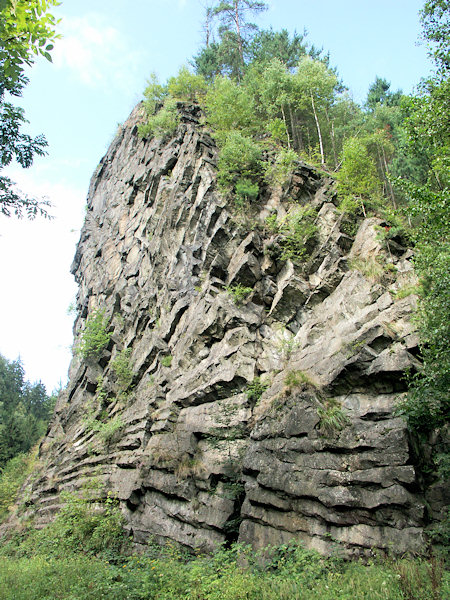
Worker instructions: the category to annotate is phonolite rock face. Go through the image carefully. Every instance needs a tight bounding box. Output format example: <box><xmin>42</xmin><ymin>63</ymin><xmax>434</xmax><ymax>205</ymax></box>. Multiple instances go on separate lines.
<box><xmin>22</xmin><ymin>103</ymin><xmax>428</xmax><ymax>556</ymax></box>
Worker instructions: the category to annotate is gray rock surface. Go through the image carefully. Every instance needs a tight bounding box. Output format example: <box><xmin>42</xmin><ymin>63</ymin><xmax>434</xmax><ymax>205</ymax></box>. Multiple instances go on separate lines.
<box><xmin>6</xmin><ymin>102</ymin><xmax>430</xmax><ymax>556</ymax></box>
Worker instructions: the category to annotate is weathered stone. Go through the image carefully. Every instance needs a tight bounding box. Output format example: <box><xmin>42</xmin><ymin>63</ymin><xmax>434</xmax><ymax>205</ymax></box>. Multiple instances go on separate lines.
<box><xmin>5</xmin><ymin>102</ymin><xmax>433</xmax><ymax>558</ymax></box>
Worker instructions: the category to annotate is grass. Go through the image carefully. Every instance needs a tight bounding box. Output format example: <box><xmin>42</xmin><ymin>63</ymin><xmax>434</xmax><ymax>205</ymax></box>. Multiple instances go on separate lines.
<box><xmin>317</xmin><ymin>400</ymin><xmax>350</xmax><ymax>436</ymax></box>
<box><xmin>0</xmin><ymin>537</ymin><xmax>448</xmax><ymax>600</ymax></box>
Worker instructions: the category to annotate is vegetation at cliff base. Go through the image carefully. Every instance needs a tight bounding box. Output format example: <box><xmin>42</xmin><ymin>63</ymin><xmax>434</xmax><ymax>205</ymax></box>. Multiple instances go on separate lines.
<box><xmin>0</xmin><ymin>497</ymin><xmax>448</xmax><ymax>600</ymax></box>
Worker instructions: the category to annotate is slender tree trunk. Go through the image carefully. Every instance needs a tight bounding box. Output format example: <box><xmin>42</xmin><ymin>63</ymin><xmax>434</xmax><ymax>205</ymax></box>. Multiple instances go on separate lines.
<box><xmin>288</xmin><ymin>104</ymin><xmax>300</xmax><ymax>151</ymax></box>
<box><xmin>380</xmin><ymin>144</ymin><xmax>396</xmax><ymax>208</ymax></box>
<box><xmin>310</xmin><ymin>91</ymin><xmax>325</xmax><ymax>165</ymax></box>
<box><xmin>324</xmin><ymin>107</ymin><xmax>337</xmax><ymax>168</ymax></box>
<box><xmin>234</xmin><ymin>1</ymin><xmax>244</xmax><ymax>70</ymax></box>
<box><xmin>281</xmin><ymin>105</ymin><xmax>291</xmax><ymax>149</ymax></box>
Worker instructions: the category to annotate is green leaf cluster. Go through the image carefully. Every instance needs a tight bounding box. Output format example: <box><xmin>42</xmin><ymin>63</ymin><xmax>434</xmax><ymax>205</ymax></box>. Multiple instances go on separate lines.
<box><xmin>0</xmin><ymin>0</ymin><xmax>59</xmax><ymax>219</ymax></box>
<box><xmin>75</xmin><ymin>309</ymin><xmax>112</xmax><ymax>360</ymax></box>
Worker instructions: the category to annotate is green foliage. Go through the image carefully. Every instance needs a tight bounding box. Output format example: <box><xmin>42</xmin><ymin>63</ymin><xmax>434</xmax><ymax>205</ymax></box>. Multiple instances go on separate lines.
<box><xmin>15</xmin><ymin>489</ymin><xmax>127</xmax><ymax>560</ymax></box>
<box><xmin>167</xmin><ymin>65</ymin><xmax>207</xmax><ymax>102</ymax></box>
<box><xmin>84</xmin><ymin>409</ymin><xmax>124</xmax><ymax>444</ymax></box>
<box><xmin>76</xmin><ymin>309</ymin><xmax>112</xmax><ymax>360</ymax></box>
<box><xmin>0</xmin><ymin>354</ymin><xmax>55</xmax><ymax>469</ymax></box>
<box><xmin>420</xmin><ymin>0</ymin><xmax>450</xmax><ymax>72</ymax></box>
<box><xmin>269</xmin><ymin>206</ymin><xmax>318</xmax><ymax>261</ymax></box>
<box><xmin>265</xmin><ymin>148</ymin><xmax>298</xmax><ymax>185</ymax></box>
<box><xmin>0</xmin><ymin>538</ymin><xmax>448</xmax><ymax>600</ymax></box>
<box><xmin>284</xmin><ymin>370</ymin><xmax>313</xmax><ymax>389</ymax></box>
<box><xmin>0</xmin><ymin>0</ymin><xmax>59</xmax><ymax>219</ymax></box>
<box><xmin>0</xmin><ymin>450</ymin><xmax>36</xmax><ymax>522</ymax></box>
<box><xmin>235</xmin><ymin>176</ymin><xmax>259</xmax><ymax>207</ymax></box>
<box><xmin>139</xmin><ymin>97</ymin><xmax>179</xmax><ymax>139</ymax></box>
<box><xmin>160</xmin><ymin>355</ymin><xmax>173</xmax><ymax>368</ymax></box>
<box><xmin>225</xmin><ymin>283</ymin><xmax>253</xmax><ymax>304</ymax></box>
<box><xmin>217</xmin><ymin>130</ymin><xmax>262</xmax><ymax>189</ymax></box>
<box><xmin>139</xmin><ymin>72</ymin><xmax>168</xmax><ymax>118</ymax></box>
<box><xmin>337</xmin><ymin>136</ymin><xmax>383</xmax><ymax>216</ymax></box>
<box><xmin>317</xmin><ymin>400</ymin><xmax>350</xmax><ymax>436</ymax></box>
<box><xmin>246</xmin><ymin>376</ymin><xmax>268</xmax><ymax>403</ymax></box>
<box><xmin>395</xmin><ymin>283</ymin><xmax>421</xmax><ymax>299</ymax></box>
<box><xmin>205</xmin><ymin>75</ymin><xmax>256</xmax><ymax>136</ymax></box>
<box><xmin>110</xmin><ymin>348</ymin><xmax>134</xmax><ymax>392</ymax></box>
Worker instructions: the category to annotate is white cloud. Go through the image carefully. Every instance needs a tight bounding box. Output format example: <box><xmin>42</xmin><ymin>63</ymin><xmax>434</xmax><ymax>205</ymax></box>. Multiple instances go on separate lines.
<box><xmin>53</xmin><ymin>14</ymin><xmax>144</xmax><ymax>90</ymax></box>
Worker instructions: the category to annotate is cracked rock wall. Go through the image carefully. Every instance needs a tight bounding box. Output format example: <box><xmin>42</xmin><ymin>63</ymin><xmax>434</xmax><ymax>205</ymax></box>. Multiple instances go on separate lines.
<box><xmin>22</xmin><ymin>103</ymin><xmax>428</xmax><ymax>556</ymax></box>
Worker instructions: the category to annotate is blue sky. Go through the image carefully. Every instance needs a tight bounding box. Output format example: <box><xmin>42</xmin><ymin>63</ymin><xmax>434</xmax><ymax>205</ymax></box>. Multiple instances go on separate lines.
<box><xmin>0</xmin><ymin>0</ymin><xmax>431</xmax><ymax>391</ymax></box>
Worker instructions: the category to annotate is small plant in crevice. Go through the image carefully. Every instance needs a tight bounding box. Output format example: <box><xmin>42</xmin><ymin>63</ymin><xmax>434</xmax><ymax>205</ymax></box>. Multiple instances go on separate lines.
<box><xmin>160</xmin><ymin>354</ymin><xmax>173</xmax><ymax>368</ymax></box>
<box><xmin>395</xmin><ymin>283</ymin><xmax>421</xmax><ymax>300</ymax></box>
<box><xmin>276</xmin><ymin>330</ymin><xmax>299</xmax><ymax>362</ymax></box>
<box><xmin>110</xmin><ymin>348</ymin><xmax>134</xmax><ymax>392</ymax></box>
<box><xmin>75</xmin><ymin>309</ymin><xmax>112</xmax><ymax>359</ymax></box>
<box><xmin>174</xmin><ymin>453</ymin><xmax>203</xmax><ymax>479</ymax></box>
<box><xmin>284</xmin><ymin>370</ymin><xmax>314</xmax><ymax>390</ymax></box>
<box><xmin>317</xmin><ymin>399</ymin><xmax>350</xmax><ymax>437</ymax></box>
<box><xmin>348</xmin><ymin>255</ymin><xmax>391</xmax><ymax>283</ymax></box>
<box><xmin>266</xmin><ymin>206</ymin><xmax>318</xmax><ymax>262</ymax></box>
<box><xmin>246</xmin><ymin>376</ymin><xmax>269</xmax><ymax>404</ymax></box>
<box><xmin>84</xmin><ymin>404</ymin><xmax>125</xmax><ymax>445</ymax></box>
<box><xmin>225</xmin><ymin>283</ymin><xmax>253</xmax><ymax>305</ymax></box>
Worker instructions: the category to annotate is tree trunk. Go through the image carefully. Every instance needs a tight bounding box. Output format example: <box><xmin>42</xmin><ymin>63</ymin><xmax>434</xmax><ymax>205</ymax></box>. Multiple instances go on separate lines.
<box><xmin>324</xmin><ymin>107</ymin><xmax>337</xmax><ymax>168</ymax></box>
<box><xmin>234</xmin><ymin>1</ymin><xmax>244</xmax><ymax>70</ymax></box>
<box><xmin>310</xmin><ymin>91</ymin><xmax>325</xmax><ymax>165</ymax></box>
<box><xmin>281</xmin><ymin>105</ymin><xmax>291</xmax><ymax>149</ymax></box>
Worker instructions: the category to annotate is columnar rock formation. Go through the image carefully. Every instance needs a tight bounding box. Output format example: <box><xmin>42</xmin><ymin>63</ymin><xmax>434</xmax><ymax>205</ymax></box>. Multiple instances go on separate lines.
<box><xmin>21</xmin><ymin>103</ymin><xmax>428</xmax><ymax>556</ymax></box>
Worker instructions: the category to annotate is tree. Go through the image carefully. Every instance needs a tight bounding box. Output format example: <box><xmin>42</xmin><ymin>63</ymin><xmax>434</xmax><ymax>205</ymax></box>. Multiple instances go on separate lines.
<box><xmin>212</xmin><ymin>1</ymin><xmax>267</xmax><ymax>70</ymax></box>
<box><xmin>420</xmin><ymin>0</ymin><xmax>450</xmax><ymax>73</ymax></box>
<box><xmin>0</xmin><ymin>354</ymin><xmax>55</xmax><ymax>469</ymax></box>
<box><xmin>192</xmin><ymin>0</ymin><xmax>267</xmax><ymax>81</ymax></box>
<box><xmin>0</xmin><ymin>0</ymin><xmax>59</xmax><ymax>219</ymax></box>
<box><xmin>293</xmin><ymin>56</ymin><xmax>338</xmax><ymax>165</ymax></box>
<box><xmin>366</xmin><ymin>76</ymin><xmax>402</xmax><ymax>111</ymax></box>
<box><xmin>396</xmin><ymin>1</ymin><xmax>449</xmax><ymax>450</ymax></box>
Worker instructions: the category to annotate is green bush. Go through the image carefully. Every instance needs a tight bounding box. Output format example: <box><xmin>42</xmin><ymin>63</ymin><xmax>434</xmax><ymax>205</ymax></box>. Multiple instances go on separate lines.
<box><xmin>75</xmin><ymin>309</ymin><xmax>112</xmax><ymax>359</ymax></box>
<box><xmin>167</xmin><ymin>65</ymin><xmax>207</xmax><ymax>102</ymax></box>
<box><xmin>0</xmin><ymin>451</ymin><xmax>36</xmax><ymax>522</ymax></box>
<box><xmin>235</xmin><ymin>177</ymin><xmax>259</xmax><ymax>208</ymax></box>
<box><xmin>337</xmin><ymin>136</ymin><xmax>382</xmax><ymax>216</ymax></box>
<box><xmin>265</xmin><ymin>148</ymin><xmax>298</xmax><ymax>185</ymax></box>
<box><xmin>161</xmin><ymin>355</ymin><xmax>173</xmax><ymax>368</ymax></box>
<box><xmin>217</xmin><ymin>130</ymin><xmax>262</xmax><ymax>190</ymax></box>
<box><xmin>85</xmin><ymin>410</ymin><xmax>124</xmax><ymax>444</ymax></box>
<box><xmin>139</xmin><ymin>97</ymin><xmax>179</xmax><ymax>139</ymax></box>
<box><xmin>14</xmin><ymin>490</ymin><xmax>127</xmax><ymax>561</ymax></box>
<box><xmin>273</xmin><ymin>206</ymin><xmax>318</xmax><ymax>261</ymax></box>
<box><xmin>225</xmin><ymin>283</ymin><xmax>253</xmax><ymax>305</ymax></box>
<box><xmin>246</xmin><ymin>377</ymin><xmax>269</xmax><ymax>403</ymax></box>
<box><xmin>1</xmin><ymin>539</ymin><xmax>448</xmax><ymax>600</ymax></box>
<box><xmin>110</xmin><ymin>348</ymin><xmax>134</xmax><ymax>392</ymax></box>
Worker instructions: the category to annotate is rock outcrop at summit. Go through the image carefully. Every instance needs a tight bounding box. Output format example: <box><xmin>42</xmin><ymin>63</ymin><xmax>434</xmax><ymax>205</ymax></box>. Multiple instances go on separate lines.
<box><xmin>15</xmin><ymin>103</ymin><xmax>430</xmax><ymax>556</ymax></box>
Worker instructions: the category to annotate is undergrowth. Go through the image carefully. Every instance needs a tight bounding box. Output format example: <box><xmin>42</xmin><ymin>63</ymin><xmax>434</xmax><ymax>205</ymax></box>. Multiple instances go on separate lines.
<box><xmin>0</xmin><ymin>476</ymin><xmax>447</xmax><ymax>599</ymax></box>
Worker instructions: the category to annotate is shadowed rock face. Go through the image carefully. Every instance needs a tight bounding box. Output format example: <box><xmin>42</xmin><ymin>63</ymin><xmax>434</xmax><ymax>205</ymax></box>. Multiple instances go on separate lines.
<box><xmin>21</xmin><ymin>103</ymin><xmax>427</xmax><ymax>557</ymax></box>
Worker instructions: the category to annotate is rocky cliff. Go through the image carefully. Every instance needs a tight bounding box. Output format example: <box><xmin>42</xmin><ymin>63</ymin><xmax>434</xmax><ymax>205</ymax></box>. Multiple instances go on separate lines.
<box><xmin>21</xmin><ymin>103</ymin><xmax>428</xmax><ymax>557</ymax></box>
